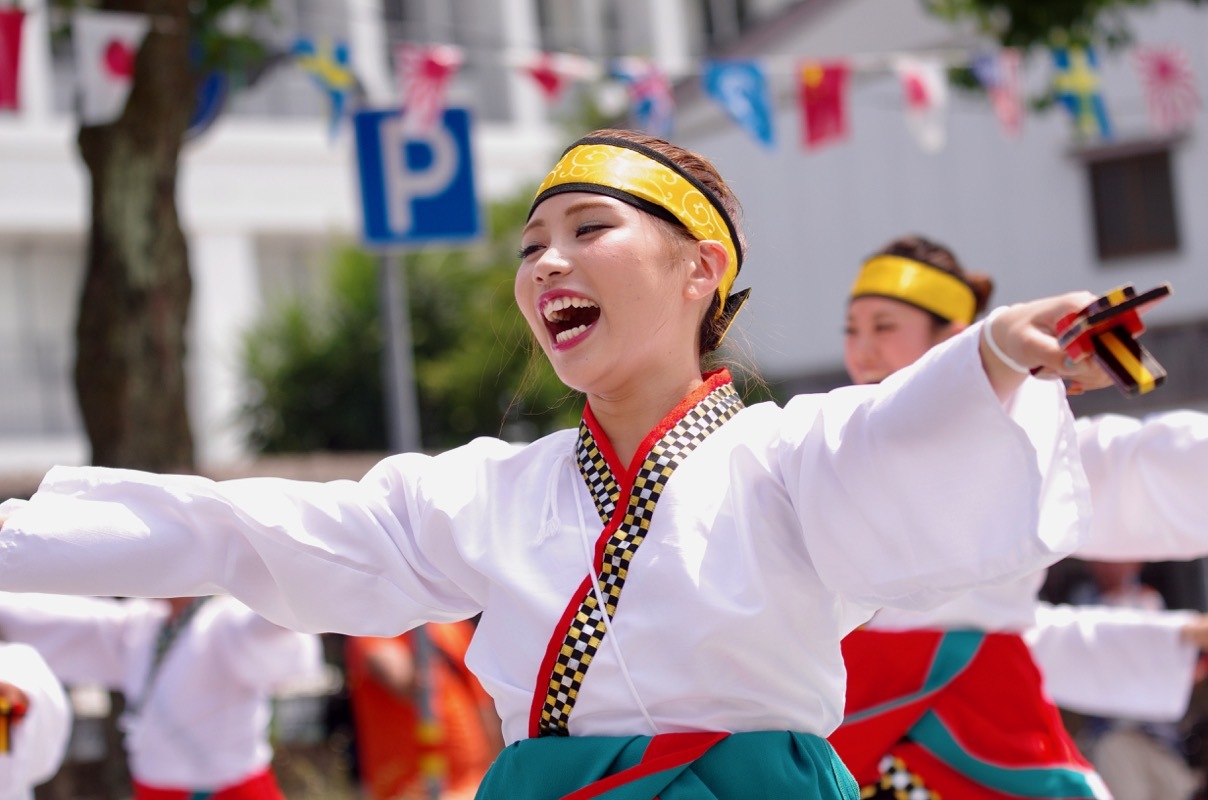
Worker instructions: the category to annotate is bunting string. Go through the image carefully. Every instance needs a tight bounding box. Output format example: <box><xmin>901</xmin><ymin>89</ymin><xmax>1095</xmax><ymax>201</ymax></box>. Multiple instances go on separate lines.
<box><xmin>6</xmin><ymin>8</ymin><xmax>1203</xmax><ymax>154</ymax></box>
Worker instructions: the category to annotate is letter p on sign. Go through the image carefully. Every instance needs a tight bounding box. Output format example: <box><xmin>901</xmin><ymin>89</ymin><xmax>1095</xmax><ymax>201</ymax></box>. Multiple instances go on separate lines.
<box><xmin>353</xmin><ymin>107</ymin><xmax>481</xmax><ymax>247</ymax></box>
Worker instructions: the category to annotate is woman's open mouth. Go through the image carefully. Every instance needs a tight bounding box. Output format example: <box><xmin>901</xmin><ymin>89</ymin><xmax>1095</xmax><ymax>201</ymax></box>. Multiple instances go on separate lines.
<box><xmin>542</xmin><ymin>296</ymin><xmax>601</xmax><ymax>345</ymax></box>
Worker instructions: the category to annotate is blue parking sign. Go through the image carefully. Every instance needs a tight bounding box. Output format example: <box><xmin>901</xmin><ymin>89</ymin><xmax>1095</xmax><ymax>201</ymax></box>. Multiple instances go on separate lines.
<box><xmin>353</xmin><ymin>108</ymin><xmax>481</xmax><ymax>247</ymax></box>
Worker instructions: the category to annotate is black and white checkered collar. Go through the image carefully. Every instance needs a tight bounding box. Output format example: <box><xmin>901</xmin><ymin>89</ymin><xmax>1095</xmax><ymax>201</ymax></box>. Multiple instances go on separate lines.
<box><xmin>574</xmin><ymin>373</ymin><xmax>743</xmax><ymax>526</ymax></box>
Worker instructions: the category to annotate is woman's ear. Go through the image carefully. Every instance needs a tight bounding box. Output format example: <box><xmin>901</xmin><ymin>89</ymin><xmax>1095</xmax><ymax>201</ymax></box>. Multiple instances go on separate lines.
<box><xmin>685</xmin><ymin>240</ymin><xmax>727</xmax><ymax>301</ymax></box>
<box><xmin>936</xmin><ymin>321</ymin><xmax>969</xmax><ymax>344</ymax></box>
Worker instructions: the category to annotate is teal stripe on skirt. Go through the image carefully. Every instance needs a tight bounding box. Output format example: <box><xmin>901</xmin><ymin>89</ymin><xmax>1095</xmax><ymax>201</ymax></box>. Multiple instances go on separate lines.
<box><xmin>475</xmin><ymin>730</ymin><xmax>858</xmax><ymax>800</ymax></box>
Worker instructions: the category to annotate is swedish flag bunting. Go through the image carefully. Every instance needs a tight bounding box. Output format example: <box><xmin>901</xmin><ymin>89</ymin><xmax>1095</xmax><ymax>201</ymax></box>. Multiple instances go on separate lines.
<box><xmin>1052</xmin><ymin>46</ymin><xmax>1112</xmax><ymax>140</ymax></box>
<box><xmin>291</xmin><ymin>37</ymin><xmax>357</xmax><ymax>139</ymax></box>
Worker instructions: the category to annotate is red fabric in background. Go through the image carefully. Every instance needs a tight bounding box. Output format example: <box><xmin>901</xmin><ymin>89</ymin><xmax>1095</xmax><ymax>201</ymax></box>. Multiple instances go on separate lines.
<box><xmin>0</xmin><ymin>9</ymin><xmax>25</xmax><ymax>110</ymax></box>
<box><xmin>132</xmin><ymin>767</ymin><xmax>283</xmax><ymax>800</ymax></box>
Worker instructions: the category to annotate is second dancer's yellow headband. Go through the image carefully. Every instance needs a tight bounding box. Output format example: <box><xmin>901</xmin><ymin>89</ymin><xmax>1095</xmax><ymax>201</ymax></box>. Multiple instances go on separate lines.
<box><xmin>529</xmin><ymin>136</ymin><xmax>744</xmax><ymax>321</ymax></box>
<box><xmin>850</xmin><ymin>255</ymin><xmax>977</xmax><ymax>324</ymax></box>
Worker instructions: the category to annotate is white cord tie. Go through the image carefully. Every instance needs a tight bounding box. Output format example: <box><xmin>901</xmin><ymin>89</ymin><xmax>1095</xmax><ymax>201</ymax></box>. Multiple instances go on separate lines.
<box><xmin>982</xmin><ymin>306</ymin><xmax>1032</xmax><ymax>375</ymax></box>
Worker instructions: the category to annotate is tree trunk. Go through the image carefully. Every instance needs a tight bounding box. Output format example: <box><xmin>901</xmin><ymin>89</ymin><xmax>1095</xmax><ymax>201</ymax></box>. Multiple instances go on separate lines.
<box><xmin>75</xmin><ymin>0</ymin><xmax>195</xmax><ymax>471</ymax></box>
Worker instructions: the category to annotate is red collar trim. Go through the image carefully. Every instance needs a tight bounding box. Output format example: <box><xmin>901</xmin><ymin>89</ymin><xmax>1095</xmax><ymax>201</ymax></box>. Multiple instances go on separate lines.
<box><xmin>581</xmin><ymin>369</ymin><xmax>733</xmax><ymax>488</ymax></box>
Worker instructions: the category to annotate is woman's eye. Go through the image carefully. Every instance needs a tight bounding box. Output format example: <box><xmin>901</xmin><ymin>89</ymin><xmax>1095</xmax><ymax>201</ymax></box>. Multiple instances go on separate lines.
<box><xmin>576</xmin><ymin>223</ymin><xmax>608</xmax><ymax>237</ymax></box>
<box><xmin>517</xmin><ymin>243</ymin><xmax>543</xmax><ymax>259</ymax></box>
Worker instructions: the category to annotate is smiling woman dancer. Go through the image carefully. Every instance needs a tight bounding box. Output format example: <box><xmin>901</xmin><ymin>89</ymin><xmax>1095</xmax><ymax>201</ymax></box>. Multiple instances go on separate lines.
<box><xmin>830</xmin><ymin>234</ymin><xmax>1208</xmax><ymax>800</ymax></box>
<box><xmin>0</xmin><ymin>131</ymin><xmax>1114</xmax><ymax>799</ymax></box>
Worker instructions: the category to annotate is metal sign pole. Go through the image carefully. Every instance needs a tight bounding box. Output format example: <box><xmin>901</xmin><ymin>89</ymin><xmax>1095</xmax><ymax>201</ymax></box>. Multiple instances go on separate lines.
<box><xmin>355</xmin><ymin>108</ymin><xmax>481</xmax><ymax>798</ymax></box>
<box><xmin>378</xmin><ymin>250</ymin><xmax>423</xmax><ymax>454</ymax></box>
<box><xmin>412</xmin><ymin>626</ymin><xmax>443</xmax><ymax>799</ymax></box>
<box><xmin>379</xmin><ymin>253</ymin><xmax>438</xmax><ymax>799</ymax></box>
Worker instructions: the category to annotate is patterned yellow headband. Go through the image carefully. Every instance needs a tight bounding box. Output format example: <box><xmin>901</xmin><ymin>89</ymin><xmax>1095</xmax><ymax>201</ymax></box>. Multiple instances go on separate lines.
<box><xmin>530</xmin><ymin>136</ymin><xmax>745</xmax><ymax>322</ymax></box>
<box><xmin>850</xmin><ymin>255</ymin><xmax>977</xmax><ymax>324</ymax></box>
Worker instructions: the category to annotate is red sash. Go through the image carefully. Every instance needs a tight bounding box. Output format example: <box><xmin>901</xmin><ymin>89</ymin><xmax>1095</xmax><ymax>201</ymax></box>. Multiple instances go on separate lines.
<box><xmin>830</xmin><ymin>629</ymin><xmax>1105</xmax><ymax>799</ymax></box>
<box><xmin>132</xmin><ymin>767</ymin><xmax>283</xmax><ymax>800</ymax></box>
<box><xmin>528</xmin><ymin>372</ymin><xmax>743</xmax><ymax>738</ymax></box>
<box><xmin>561</xmin><ymin>731</ymin><xmax>729</xmax><ymax>800</ymax></box>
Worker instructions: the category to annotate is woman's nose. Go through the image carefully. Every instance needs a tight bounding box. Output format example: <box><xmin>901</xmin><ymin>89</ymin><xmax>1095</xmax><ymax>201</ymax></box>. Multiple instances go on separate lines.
<box><xmin>533</xmin><ymin>247</ymin><xmax>570</xmax><ymax>282</ymax></box>
<box><xmin>851</xmin><ymin>333</ymin><xmax>875</xmax><ymax>356</ymax></box>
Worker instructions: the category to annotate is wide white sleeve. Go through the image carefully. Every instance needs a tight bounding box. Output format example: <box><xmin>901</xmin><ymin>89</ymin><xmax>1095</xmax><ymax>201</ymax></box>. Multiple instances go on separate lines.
<box><xmin>0</xmin><ymin>643</ymin><xmax>71</xmax><ymax>796</ymax></box>
<box><xmin>0</xmin><ymin>444</ymin><xmax>505</xmax><ymax>636</ymax></box>
<box><xmin>783</xmin><ymin>322</ymin><xmax>1089</xmax><ymax>610</ymax></box>
<box><xmin>1026</xmin><ymin>601</ymin><xmax>1199</xmax><ymax>721</ymax></box>
<box><xmin>211</xmin><ymin>600</ymin><xmax>326</xmax><ymax>692</ymax></box>
<box><xmin>1076</xmin><ymin>411</ymin><xmax>1208</xmax><ymax>560</ymax></box>
<box><xmin>0</xmin><ymin>592</ymin><xmax>131</xmax><ymax>688</ymax></box>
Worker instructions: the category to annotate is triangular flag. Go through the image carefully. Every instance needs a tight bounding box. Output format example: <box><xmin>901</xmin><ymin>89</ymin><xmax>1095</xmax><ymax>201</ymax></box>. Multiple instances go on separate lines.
<box><xmin>1133</xmin><ymin>45</ymin><xmax>1200</xmax><ymax>135</ymax></box>
<box><xmin>799</xmin><ymin>60</ymin><xmax>850</xmax><ymax>150</ymax></box>
<box><xmin>72</xmin><ymin>9</ymin><xmax>151</xmax><ymax>125</ymax></box>
<box><xmin>0</xmin><ymin>7</ymin><xmax>24</xmax><ymax>111</ymax></box>
<box><xmin>703</xmin><ymin>59</ymin><xmax>775</xmax><ymax>149</ymax></box>
<box><xmin>396</xmin><ymin>43</ymin><xmax>462</xmax><ymax>135</ymax></box>
<box><xmin>185</xmin><ymin>71</ymin><xmax>228</xmax><ymax>141</ymax></box>
<box><xmin>291</xmin><ymin>37</ymin><xmax>357</xmax><ymax>139</ymax></box>
<box><xmin>522</xmin><ymin>51</ymin><xmax>599</xmax><ymax>104</ymax></box>
<box><xmin>185</xmin><ymin>44</ymin><xmax>286</xmax><ymax>142</ymax></box>
<box><xmin>894</xmin><ymin>56</ymin><xmax>948</xmax><ymax>153</ymax></box>
<box><xmin>1052</xmin><ymin>46</ymin><xmax>1112</xmax><ymax>140</ymax></box>
<box><xmin>611</xmin><ymin>57</ymin><xmax>674</xmax><ymax>139</ymax></box>
<box><xmin>971</xmin><ymin>48</ymin><xmax>1023</xmax><ymax>139</ymax></box>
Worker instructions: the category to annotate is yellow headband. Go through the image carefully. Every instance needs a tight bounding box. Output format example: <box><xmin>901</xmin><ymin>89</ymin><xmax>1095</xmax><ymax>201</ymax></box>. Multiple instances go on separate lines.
<box><xmin>850</xmin><ymin>255</ymin><xmax>977</xmax><ymax>324</ymax></box>
<box><xmin>530</xmin><ymin>138</ymin><xmax>743</xmax><ymax>318</ymax></box>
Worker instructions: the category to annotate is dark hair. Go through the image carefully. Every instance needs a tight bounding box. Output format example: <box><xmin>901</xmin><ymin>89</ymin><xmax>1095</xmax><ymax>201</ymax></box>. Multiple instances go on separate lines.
<box><xmin>871</xmin><ymin>235</ymin><xmax>994</xmax><ymax>322</ymax></box>
<box><xmin>577</xmin><ymin>128</ymin><xmax>748</xmax><ymax>355</ymax></box>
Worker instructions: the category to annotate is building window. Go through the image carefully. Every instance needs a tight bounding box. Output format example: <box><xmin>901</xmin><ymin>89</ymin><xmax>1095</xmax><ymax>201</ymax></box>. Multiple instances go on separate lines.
<box><xmin>0</xmin><ymin>239</ymin><xmax>85</xmax><ymax>439</ymax></box>
<box><xmin>1085</xmin><ymin>143</ymin><xmax>1180</xmax><ymax>261</ymax></box>
<box><xmin>700</xmin><ymin>0</ymin><xmax>755</xmax><ymax>49</ymax></box>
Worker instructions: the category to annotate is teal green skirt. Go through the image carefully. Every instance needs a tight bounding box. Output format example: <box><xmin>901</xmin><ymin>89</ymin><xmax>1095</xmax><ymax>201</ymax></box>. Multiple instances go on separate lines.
<box><xmin>475</xmin><ymin>730</ymin><xmax>858</xmax><ymax>800</ymax></box>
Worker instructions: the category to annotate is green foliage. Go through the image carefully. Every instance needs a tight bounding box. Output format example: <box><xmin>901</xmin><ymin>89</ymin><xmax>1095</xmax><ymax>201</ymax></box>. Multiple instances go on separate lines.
<box><xmin>241</xmin><ymin>194</ymin><xmax>580</xmax><ymax>455</ymax></box>
<box><xmin>925</xmin><ymin>0</ymin><xmax>1207</xmax><ymax>50</ymax></box>
<box><xmin>191</xmin><ymin>0</ymin><xmax>276</xmax><ymax>75</ymax></box>
<box><xmin>242</xmin><ymin>246</ymin><xmax>387</xmax><ymax>453</ymax></box>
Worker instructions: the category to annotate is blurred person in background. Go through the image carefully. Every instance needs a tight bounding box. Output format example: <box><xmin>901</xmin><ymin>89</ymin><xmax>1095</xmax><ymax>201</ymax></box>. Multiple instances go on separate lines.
<box><xmin>830</xmin><ymin>234</ymin><xmax>1208</xmax><ymax>799</ymax></box>
<box><xmin>0</xmin><ymin>592</ymin><xmax>323</xmax><ymax>800</ymax></box>
<box><xmin>0</xmin><ymin>641</ymin><xmax>70</xmax><ymax>800</ymax></box>
<box><xmin>345</xmin><ymin>621</ymin><xmax>502</xmax><ymax>799</ymax></box>
<box><xmin>1057</xmin><ymin>560</ymin><xmax>1205</xmax><ymax>800</ymax></box>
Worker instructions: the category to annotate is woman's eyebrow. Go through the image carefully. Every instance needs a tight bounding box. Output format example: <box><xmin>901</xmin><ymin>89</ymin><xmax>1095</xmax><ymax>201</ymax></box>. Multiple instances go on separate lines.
<box><xmin>523</xmin><ymin>197</ymin><xmax>617</xmax><ymax>237</ymax></box>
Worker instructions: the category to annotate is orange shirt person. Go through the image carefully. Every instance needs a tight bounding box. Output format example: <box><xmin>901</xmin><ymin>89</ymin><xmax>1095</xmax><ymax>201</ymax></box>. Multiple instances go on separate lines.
<box><xmin>345</xmin><ymin>622</ymin><xmax>502</xmax><ymax>800</ymax></box>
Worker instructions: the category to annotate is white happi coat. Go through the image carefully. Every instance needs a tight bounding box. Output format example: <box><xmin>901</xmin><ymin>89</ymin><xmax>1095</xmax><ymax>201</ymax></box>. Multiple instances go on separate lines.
<box><xmin>0</xmin><ymin>593</ymin><xmax>323</xmax><ymax>790</ymax></box>
<box><xmin>0</xmin><ymin>642</ymin><xmax>70</xmax><ymax>800</ymax></box>
<box><xmin>0</xmin><ymin>324</ymin><xmax>1088</xmax><ymax>744</ymax></box>
<box><xmin>867</xmin><ymin>409</ymin><xmax>1208</xmax><ymax>723</ymax></box>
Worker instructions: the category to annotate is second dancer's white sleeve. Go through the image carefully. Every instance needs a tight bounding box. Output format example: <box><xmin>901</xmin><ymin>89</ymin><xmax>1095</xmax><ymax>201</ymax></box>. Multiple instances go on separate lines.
<box><xmin>1027</xmin><ymin>601</ymin><xmax>1199</xmax><ymax>722</ymax></box>
<box><xmin>1077</xmin><ymin>410</ymin><xmax>1208</xmax><ymax>560</ymax></box>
